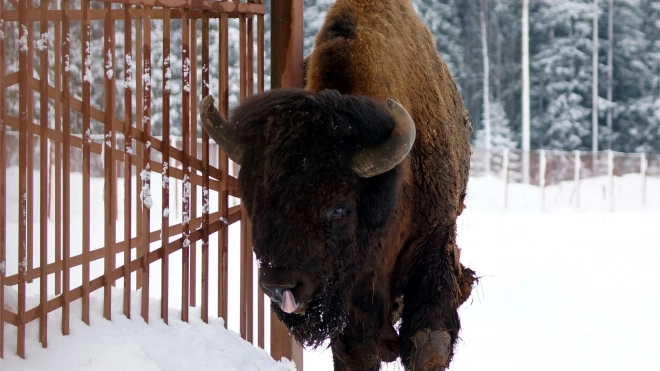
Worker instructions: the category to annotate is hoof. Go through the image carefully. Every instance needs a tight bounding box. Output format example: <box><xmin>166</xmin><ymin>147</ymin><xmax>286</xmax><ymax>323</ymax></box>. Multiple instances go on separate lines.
<box><xmin>408</xmin><ymin>328</ymin><xmax>451</xmax><ymax>371</ymax></box>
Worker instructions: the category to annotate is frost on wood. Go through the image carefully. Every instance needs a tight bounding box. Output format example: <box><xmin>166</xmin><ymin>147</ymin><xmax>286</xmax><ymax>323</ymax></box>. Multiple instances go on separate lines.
<box><xmin>0</xmin><ymin>20</ymin><xmax>5</xmax><ymax>41</ymax></box>
<box><xmin>0</xmin><ymin>260</ymin><xmax>5</xmax><ymax>274</ymax></box>
<box><xmin>64</xmin><ymin>54</ymin><xmax>70</xmax><ymax>72</ymax></box>
<box><xmin>124</xmin><ymin>54</ymin><xmax>133</xmax><ymax>90</ymax></box>
<box><xmin>164</xmin><ymin>54</ymin><xmax>172</xmax><ymax>92</ymax></box>
<box><xmin>36</xmin><ymin>32</ymin><xmax>49</xmax><ymax>51</ymax></box>
<box><xmin>83</xmin><ymin>40</ymin><xmax>92</xmax><ymax>83</ymax></box>
<box><xmin>143</xmin><ymin>68</ymin><xmax>151</xmax><ymax>91</ymax></box>
<box><xmin>183</xmin><ymin>235</ymin><xmax>190</xmax><ymax>248</ymax></box>
<box><xmin>84</xmin><ymin>128</ymin><xmax>91</xmax><ymax>144</ymax></box>
<box><xmin>19</xmin><ymin>257</ymin><xmax>27</xmax><ymax>272</ymax></box>
<box><xmin>182</xmin><ymin>174</ymin><xmax>191</xmax><ymax>225</ymax></box>
<box><xmin>202</xmin><ymin>188</ymin><xmax>210</xmax><ymax>214</ymax></box>
<box><xmin>183</xmin><ymin>57</ymin><xmax>191</xmax><ymax>92</ymax></box>
<box><xmin>163</xmin><ymin>207</ymin><xmax>169</xmax><ymax>218</ymax></box>
<box><xmin>140</xmin><ymin>164</ymin><xmax>153</xmax><ymax>209</ymax></box>
<box><xmin>106</xmin><ymin>50</ymin><xmax>114</xmax><ymax>79</ymax></box>
<box><xmin>105</xmin><ymin>131</ymin><xmax>113</xmax><ymax>148</ymax></box>
<box><xmin>19</xmin><ymin>25</ymin><xmax>29</xmax><ymax>52</ymax></box>
<box><xmin>162</xmin><ymin>161</ymin><xmax>169</xmax><ymax>189</ymax></box>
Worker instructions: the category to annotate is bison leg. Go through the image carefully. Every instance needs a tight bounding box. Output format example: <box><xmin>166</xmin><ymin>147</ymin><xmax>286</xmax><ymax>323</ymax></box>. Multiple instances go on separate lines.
<box><xmin>398</xmin><ymin>236</ymin><xmax>476</xmax><ymax>371</ymax></box>
<box><xmin>330</xmin><ymin>276</ymin><xmax>401</xmax><ymax>371</ymax></box>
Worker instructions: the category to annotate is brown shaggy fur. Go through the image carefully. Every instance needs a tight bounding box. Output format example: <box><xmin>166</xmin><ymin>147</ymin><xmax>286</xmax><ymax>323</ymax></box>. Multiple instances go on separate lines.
<box><xmin>305</xmin><ymin>1</ymin><xmax>475</xmax><ymax>370</ymax></box>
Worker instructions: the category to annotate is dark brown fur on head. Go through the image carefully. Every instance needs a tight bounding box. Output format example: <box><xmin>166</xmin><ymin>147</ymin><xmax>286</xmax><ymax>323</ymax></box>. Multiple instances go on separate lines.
<box><xmin>232</xmin><ymin>89</ymin><xmax>404</xmax><ymax>347</ymax></box>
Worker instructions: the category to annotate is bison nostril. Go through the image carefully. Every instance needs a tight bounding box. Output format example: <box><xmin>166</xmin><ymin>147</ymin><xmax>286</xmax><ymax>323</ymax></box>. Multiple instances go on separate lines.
<box><xmin>262</xmin><ymin>284</ymin><xmax>296</xmax><ymax>304</ymax></box>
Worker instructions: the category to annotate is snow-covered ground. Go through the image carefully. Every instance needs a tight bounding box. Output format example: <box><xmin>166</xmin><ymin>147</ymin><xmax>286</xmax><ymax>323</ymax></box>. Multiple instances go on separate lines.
<box><xmin>2</xmin><ymin>170</ymin><xmax>659</xmax><ymax>370</ymax></box>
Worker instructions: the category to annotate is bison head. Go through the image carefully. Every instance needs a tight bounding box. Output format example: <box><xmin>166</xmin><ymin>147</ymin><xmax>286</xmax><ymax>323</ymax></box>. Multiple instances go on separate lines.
<box><xmin>200</xmin><ymin>89</ymin><xmax>415</xmax><ymax>346</ymax></box>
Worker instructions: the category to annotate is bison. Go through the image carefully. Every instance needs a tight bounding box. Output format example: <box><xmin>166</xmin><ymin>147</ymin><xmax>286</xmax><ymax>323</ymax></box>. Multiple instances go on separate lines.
<box><xmin>200</xmin><ymin>0</ymin><xmax>476</xmax><ymax>370</ymax></box>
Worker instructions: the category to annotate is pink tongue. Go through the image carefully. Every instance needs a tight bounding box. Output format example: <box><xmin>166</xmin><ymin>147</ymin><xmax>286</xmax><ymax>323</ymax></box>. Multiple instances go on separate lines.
<box><xmin>281</xmin><ymin>290</ymin><xmax>298</xmax><ymax>313</ymax></box>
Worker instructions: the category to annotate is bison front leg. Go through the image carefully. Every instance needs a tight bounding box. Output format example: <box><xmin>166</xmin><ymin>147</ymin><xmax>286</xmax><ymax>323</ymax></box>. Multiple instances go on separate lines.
<box><xmin>398</xmin><ymin>238</ymin><xmax>476</xmax><ymax>371</ymax></box>
<box><xmin>330</xmin><ymin>278</ymin><xmax>400</xmax><ymax>371</ymax></box>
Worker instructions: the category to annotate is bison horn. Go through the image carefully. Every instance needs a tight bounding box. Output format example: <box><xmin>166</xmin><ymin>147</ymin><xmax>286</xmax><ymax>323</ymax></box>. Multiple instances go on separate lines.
<box><xmin>199</xmin><ymin>95</ymin><xmax>244</xmax><ymax>165</ymax></box>
<box><xmin>352</xmin><ymin>99</ymin><xmax>416</xmax><ymax>178</ymax></box>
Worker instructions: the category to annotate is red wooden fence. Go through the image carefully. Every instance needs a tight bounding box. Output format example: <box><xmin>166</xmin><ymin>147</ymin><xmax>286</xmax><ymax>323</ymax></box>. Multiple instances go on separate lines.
<box><xmin>0</xmin><ymin>0</ymin><xmax>303</xmax><ymax>367</ymax></box>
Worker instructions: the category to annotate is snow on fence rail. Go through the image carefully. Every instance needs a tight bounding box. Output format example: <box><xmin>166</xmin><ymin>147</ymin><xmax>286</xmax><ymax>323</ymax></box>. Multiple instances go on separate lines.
<box><xmin>0</xmin><ymin>0</ymin><xmax>306</xmax><ymax>365</ymax></box>
<box><xmin>471</xmin><ymin>147</ymin><xmax>660</xmax><ymax>211</ymax></box>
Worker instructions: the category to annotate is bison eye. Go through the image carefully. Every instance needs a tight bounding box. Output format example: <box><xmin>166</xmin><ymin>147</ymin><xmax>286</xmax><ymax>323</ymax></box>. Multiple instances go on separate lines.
<box><xmin>330</xmin><ymin>206</ymin><xmax>346</xmax><ymax>219</ymax></box>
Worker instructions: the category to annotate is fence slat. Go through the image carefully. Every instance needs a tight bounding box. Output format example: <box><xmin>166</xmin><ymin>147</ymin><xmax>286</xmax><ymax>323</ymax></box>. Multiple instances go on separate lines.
<box><xmin>17</xmin><ymin>0</ymin><xmax>30</xmax><ymax>358</ymax></box>
<box><xmin>27</xmin><ymin>0</ymin><xmax>35</xmax><ymax>287</ymax></box>
<box><xmin>256</xmin><ymin>3</ymin><xmax>265</xmax><ymax>349</ymax></box>
<box><xmin>122</xmin><ymin>3</ymin><xmax>134</xmax><ymax>319</ymax></box>
<box><xmin>61</xmin><ymin>0</ymin><xmax>72</xmax><ymax>337</ymax></box>
<box><xmin>161</xmin><ymin>6</ymin><xmax>171</xmax><ymax>325</ymax></box>
<box><xmin>217</xmin><ymin>11</ymin><xmax>230</xmax><ymax>326</ymax></box>
<box><xmin>81</xmin><ymin>0</ymin><xmax>92</xmax><ymax>326</ymax></box>
<box><xmin>190</xmin><ymin>16</ymin><xmax>198</xmax><ymax>310</ymax></box>
<box><xmin>103</xmin><ymin>0</ymin><xmax>117</xmax><ymax>322</ymax></box>
<box><xmin>0</xmin><ymin>0</ymin><xmax>6</xmax><ymax>356</ymax></box>
<box><xmin>201</xmin><ymin>10</ymin><xmax>210</xmax><ymax>324</ymax></box>
<box><xmin>181</xmin><ymin>9</ymin><xmax>190</xmax><ymax>323</ymax></box>
<box><xmin>53</xmin><ymin>4</ymin><xmax>63</xmax><ymax>298</ymax></box>
<box><xmin>140</xmin><ymin>5</ymin><xmax>153</xmax><ymax>323</ymax></box>
<box><xmin>39</xmin><ymin>0</ymin><xmax>50</xmax><ymax>349</ymax></box>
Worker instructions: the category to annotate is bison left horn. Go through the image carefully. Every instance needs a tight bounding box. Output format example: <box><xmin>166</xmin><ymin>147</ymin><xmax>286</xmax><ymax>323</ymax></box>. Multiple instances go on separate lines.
<box><xmin>352</xmin><ymin>99</ymin><xmax>416</xmax><ymax>178</ymax></box>
<box><xmin>199</xmin><ymin>95</ymin><xmax>244</xmax><ymax>165</ymax></box>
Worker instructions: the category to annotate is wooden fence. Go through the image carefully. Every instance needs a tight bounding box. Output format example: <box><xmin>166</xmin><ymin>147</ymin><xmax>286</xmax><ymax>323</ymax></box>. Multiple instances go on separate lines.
<box><xmin>0</xmin><ymin>0</ymin><xmax>303</xmax><ymax>367</ymax></box>
<box><xmin>471</xmin><ymin>147</ymin><xmax>660</xmax><ymax>210</ymax></box>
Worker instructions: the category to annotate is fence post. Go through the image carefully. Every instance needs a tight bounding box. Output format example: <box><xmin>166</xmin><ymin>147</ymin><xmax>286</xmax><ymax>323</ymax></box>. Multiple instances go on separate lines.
<box><xmin>641</xmin><ymin>153</ymin><xmax>647</xmax><ymax>206</ymax></box>
<box><xmin>608</xmin><ymin>149</ymin><xmax>614</xmax><ymax>211</ymax></box>
<box><xmin>270</xmin><ymin>0</ymin><xmax>304</xmax><ymax>368</ymax></box>
<box><xmin>574</xmin><ymin>150</ymin><xmax>581</xmax><ymax>208</ymax></box>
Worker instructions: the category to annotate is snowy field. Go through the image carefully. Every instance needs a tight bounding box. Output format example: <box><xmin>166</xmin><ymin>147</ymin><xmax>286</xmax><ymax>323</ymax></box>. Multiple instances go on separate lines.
<box><xmin>2</xmin><ymin>170</ymin><xmax>659</xmax><ymax>370</ymax></box>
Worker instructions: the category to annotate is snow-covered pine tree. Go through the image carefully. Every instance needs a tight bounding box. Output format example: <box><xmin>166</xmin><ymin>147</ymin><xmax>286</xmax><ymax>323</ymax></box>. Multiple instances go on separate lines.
<box><xmin>530</xmin><ymin>0</ymin><xmax>596</xmax><ymax>151</ymax></box>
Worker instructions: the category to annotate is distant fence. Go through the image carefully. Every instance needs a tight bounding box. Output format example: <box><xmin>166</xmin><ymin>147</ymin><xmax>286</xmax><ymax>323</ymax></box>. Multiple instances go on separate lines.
<box><xmin>0</xmin><ymin>0</ymin><xmax>307</xmax><ymax>365</ymax></box>
<box><xmin>471</xmin><ymin>147</ymin><xmax>660</xmax><ymax>210</ymax></box>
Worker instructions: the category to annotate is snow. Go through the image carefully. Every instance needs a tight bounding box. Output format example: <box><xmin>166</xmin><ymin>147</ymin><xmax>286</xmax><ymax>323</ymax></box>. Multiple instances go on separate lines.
<box><xmin>0</xmin><ymin>288</ymin><xmax>295</xmax><ymax>371</ymax></box>
<box><xmin>36</xmin><ymin>32</ymin><xmax>48</xmax><ymax>51</ymax></box>
<box><xmin>106</xmin><ymin>50</ymin><xmax>113</xmax><ymax>80</ymax></box>
<box><xmin>19</xmin><ymin>25</ymin><xmax>29</xmax><ymax>52</ymax></box>
<box><xmin>2</xmin><ymin>166</ymin><xmax>659</xmax><ymax>371</ymax></box>
<box><xmin>83</xmin><ymin>42</ymin><xmax>92</xmax><ymax>83</ymax></box>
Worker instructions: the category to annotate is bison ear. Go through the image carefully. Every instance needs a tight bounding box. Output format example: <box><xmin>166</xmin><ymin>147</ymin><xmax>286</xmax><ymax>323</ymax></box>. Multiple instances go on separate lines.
<box><xmin>199</xmin><ymin>95</ymin><xmax>244</xmax><ymax>165</ymax></box>
<box><xmin>352</xmin><ymin>99</ymin><xmax>416</xmax><ymax>178</ymax></box>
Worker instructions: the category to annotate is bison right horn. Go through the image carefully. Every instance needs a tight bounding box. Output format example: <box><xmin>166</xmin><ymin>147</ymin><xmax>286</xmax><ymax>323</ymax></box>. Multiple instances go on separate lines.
<box><xmin>352</xmin><ymin>99</ymin><xmax>416</xmax><ymax>178</ymax></box>
<box><xmin>199</xmin><ymin>95</ymin><xmax>245</xmax><ymax>165</ymax></box>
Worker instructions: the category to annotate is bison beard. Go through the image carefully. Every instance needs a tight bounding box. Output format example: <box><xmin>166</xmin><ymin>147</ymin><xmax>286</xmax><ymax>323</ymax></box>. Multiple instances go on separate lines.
<box><xmin>272</xmin><ymin>282</ymin><xmax>347</xmax><ymax>348</ymax></box>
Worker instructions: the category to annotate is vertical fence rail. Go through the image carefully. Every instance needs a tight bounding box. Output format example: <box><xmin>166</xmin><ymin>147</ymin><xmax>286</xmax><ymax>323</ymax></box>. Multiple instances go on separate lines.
<box><xmin>81</xmin><ymin>0</ymin><xmax>91</xmax><ymax>327</ymax></box>
<box><xmin>103</xmin><ymin>0</ymin><xmax>116</xmax><ymax>322</ymax></box>
<box><xmin>161</xmin><ymin>7</ymin><xmax>171</xmax><ymax>325</ymax></box>
<box><xmin>201</xmin><ymin>10</ymin><xmax>211</xmax><ymax>324</ymax></box>
<box><xmin>217</xmin><ymin>11</ymin><xmax>229</xmax><ymax>327</ymax></box>
<box><xmin>189</xmin><ymin>16</ymin><xmax>198</xmax><ymax>310</ymax></box>
<box><xmin>53</xmin><ymin>0</ymin><xmax>63</xmax><ymax>298</ymax></box>
<box><xmin>61</xmin><ymin>0</ymin><xmax>72</xmax><ymax>337</ymax></box>
<box><xmin>17</xmin><ymin>0</ymin><xmax>29</xmax><ymax>358</ymax></box>
<box><xmin>38</xmin><ymin>0</ymin><xmax>50</xmax><ymax>348</ymax></box>
<box><xmin>0</xmin><ymin>0</ymin><xmax>5</xmax><ymax>357</ymax></box>
<box><xmin>122</xmin><ymin>3</ymin><xmax>133</xmax><ymax>320</ymax></box>
<box><xmin>181</xmin><ymin>9</ymin><xmax>191</xmax><ymax>323</ymax></box>
<box><xmin>256</xmin><ymin>0</ymin><xmax>265</xmax><ymax>349</ymax></box>
<box><xmin>141</xmin><ymin>5</ymin><xmax>153</xmax><ymax>323</ymax></box>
